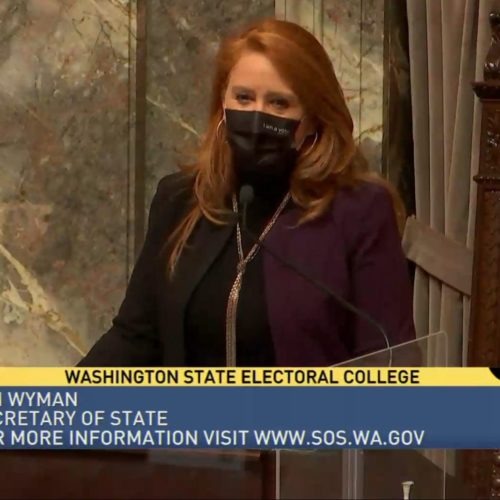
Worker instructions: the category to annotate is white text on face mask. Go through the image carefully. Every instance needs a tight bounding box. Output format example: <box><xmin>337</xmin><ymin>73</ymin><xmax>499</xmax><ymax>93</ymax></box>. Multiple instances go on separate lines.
<box><xmin>262</xmin><ymin>122</ymin><xmax>289</xmax><ymax>136</ymax></box>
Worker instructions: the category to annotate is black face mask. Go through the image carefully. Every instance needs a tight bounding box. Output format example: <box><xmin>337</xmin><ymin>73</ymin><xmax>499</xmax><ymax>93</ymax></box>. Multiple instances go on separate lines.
<box><xmin>224</xmin><ymin>109</ymin><xmax>301</xmax><ymax>190</ymax></box>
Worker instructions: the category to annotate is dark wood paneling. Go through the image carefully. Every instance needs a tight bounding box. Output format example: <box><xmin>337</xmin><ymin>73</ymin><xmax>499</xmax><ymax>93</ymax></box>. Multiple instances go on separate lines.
<box><xmin>466</xmin><ymin>11</ymin><xmax>500</xmax><ymax>500</ymax></box>
<box><xmin>382</xmin><ymin>0</ymin><xmax>415</xmax><ymax>216</ymax></box>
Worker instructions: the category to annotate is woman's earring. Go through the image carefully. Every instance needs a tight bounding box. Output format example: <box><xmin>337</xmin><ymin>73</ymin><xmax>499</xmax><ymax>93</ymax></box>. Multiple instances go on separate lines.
<box><xmin>304</xmin><ymin>131</ymin><xmax>319</xmax><ymax>155</ymax></box>
<box><xmin>216</xmin><ymin>118</ymin><xmax>225</xmax><ymax>141</ymax></box>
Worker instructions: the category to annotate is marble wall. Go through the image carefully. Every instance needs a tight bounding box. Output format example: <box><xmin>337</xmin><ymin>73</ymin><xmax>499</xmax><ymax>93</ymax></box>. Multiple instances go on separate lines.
<box><xmin>0</xmin><ymin>0</ymin><xmax>136</xmax><ymax>366</ymax></box>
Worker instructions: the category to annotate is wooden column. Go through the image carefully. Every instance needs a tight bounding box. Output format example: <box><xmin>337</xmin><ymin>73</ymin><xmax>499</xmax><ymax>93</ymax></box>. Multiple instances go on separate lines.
<box><xmin>465</xmin><ymin>11</ymin><xmax>500</xmax><ymax>498</ymax></box>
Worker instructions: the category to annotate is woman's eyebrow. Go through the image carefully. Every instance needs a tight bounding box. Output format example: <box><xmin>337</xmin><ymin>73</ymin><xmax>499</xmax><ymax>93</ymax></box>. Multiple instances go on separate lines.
<box><xmin>265</xmin><ymin>90</ymin><xmax>296</xmax><ymax>101</ymax></box>
<box><xmin>231</xmin><ymin>85</ymin><xmax>255</xmax><ymax>94</ymax></box>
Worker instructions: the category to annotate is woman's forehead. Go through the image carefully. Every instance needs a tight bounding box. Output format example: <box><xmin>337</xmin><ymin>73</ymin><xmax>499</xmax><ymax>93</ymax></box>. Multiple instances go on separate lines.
<box><xmin>227</xmin><ymin>52</ymin><xmax>296</xmax><ymax>96</ymax></box>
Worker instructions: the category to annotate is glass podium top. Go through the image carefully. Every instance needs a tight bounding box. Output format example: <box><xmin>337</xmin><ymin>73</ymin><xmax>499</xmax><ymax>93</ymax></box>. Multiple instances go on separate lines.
<box><xmin>277</xmin><ymin>332</ymin><xmax>449</xmax><ymax>499</ymax></box>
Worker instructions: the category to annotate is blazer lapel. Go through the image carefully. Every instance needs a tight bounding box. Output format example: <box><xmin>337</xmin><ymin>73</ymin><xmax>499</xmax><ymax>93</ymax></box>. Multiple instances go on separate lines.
<box><xmin>163</xmin><ymin>217</ymin><xmax>234</xmax><ymax>365</ymax></box>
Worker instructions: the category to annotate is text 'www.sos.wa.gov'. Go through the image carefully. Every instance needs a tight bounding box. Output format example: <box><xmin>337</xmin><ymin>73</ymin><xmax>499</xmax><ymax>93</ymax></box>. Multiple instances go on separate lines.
<box><xmin>160</xmin><ymin>429</ymin><xmax>427</xmax><ymax>448</ymax></box>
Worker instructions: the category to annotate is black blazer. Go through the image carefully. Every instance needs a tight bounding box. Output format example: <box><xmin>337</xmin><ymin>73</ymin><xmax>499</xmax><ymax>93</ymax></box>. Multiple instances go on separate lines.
<box><xmin>80</xmin><ymin>172</ymin><xmax>415</xmax><ymax>367</ymax></box>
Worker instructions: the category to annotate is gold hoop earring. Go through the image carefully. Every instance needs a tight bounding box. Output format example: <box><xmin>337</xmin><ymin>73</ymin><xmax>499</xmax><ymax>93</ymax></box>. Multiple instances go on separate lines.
<box><xmin>216</xmin><ymin>119</ymin><xmax>225</xmax><ymax>140</ymax></box>
<box><xmin>304</xmin><ymin>132</ymin><xmax>319</xmax><ymax>155</ymax></box>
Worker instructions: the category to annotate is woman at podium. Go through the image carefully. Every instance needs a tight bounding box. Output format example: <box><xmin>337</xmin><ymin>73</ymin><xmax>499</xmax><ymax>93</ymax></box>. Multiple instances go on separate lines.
<box><xmin>79</xmin><ymin>19</ymin><xmax>415</xmax><ymax>367</ymax></box>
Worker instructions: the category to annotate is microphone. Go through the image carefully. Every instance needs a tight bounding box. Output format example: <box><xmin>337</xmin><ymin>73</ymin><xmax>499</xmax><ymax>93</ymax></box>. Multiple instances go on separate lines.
<box><xmin>239</xmin><ymin>185</ymin><xmax>254</xmax><ymax>231</ymax></box>
<box><xmin>237</xmin><ymin>185</ymin><xmax>393</xmax><ymax>366</ymax></box>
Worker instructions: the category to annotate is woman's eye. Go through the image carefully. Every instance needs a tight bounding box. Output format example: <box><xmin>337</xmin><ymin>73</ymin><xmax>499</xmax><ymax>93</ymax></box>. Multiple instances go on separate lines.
<box><xmin>235</xmin><ymin>93</ymin><xmax>252</xmax><ymax>104</ymax></box>
<box><xmin>271</xmin><ymin>98</ymin><xmax>290</xmax><ymax>109</ymax></box>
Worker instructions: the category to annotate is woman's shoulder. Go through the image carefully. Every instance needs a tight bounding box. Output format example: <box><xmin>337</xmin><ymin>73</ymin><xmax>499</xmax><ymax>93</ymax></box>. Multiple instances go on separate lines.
<box><xmin>150</xmin><ymin>171</ymin><xmax>194</xmax><ymax>214</ymax></box>
<box><xmin>148</xmin><ymin>171</ymin><xmax>194</xmax><ymax>230</ymax></box>
<box><xmin>332</xmin><ymin>180</ymin><xmax>394</xmax><ymax>221</ymax></box>
<box><xmin>328</xmin><ymin>180</ymin><xmax>401</xmax><ymax>251</ymax></box>
<box><xmin>154</xmin><ymin>171</ymin><xmax>193</xmax><ymax>202</ymax></box>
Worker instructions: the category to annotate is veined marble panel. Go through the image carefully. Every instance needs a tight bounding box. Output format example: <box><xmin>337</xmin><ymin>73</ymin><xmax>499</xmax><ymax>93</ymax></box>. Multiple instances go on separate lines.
<box><xmin>359</xmin><ymin>0</ymin><xmax>384</xmax><ymax>171</ymax></box>
<box><xmin>323</xmin><ymin>0</ymin><xmax>384</xmax><ymax>171</ymax></box>
<box><xmin>0</xmin><ymin>0</ymin><xmax>136</xmax><ymax>365</ymax></box>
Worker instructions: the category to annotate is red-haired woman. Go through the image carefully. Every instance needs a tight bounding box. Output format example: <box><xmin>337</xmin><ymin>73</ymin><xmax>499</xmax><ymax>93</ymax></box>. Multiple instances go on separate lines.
<box><xmin>80</xmin><ymin>19</ymin><xmax>415</xmax><ymax>367</ymax></box>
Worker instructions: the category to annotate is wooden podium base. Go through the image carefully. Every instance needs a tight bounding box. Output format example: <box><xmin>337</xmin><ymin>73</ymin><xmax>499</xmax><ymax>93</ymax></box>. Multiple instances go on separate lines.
<box><xmin>0</xmin><ymin>449</ymin><xmax>473</xmax><ymax>499</ymax></box>
<box><xmin>0</xmin><ymin>450</ymin><xmax>275</xmax><ymax>499</ymax></box>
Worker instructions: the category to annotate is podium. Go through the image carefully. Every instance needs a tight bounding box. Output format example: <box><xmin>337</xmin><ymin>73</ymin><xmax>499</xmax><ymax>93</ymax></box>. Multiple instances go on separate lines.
<box><xmin>0</xmin><ymin>448</ymin><xmax>472</xmax><ymax>499</ymax></box>
<box><xmin>0</xmin><ymin>449</ymin><xmax>275</xmax><ymax>499</ymax></box>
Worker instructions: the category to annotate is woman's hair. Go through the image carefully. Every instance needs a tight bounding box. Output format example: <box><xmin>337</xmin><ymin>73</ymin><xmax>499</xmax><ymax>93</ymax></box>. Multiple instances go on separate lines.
<box><xmin>167</xmin><ymin>18</ymin><xmax>405</xmax><ymax>275</ymax></box>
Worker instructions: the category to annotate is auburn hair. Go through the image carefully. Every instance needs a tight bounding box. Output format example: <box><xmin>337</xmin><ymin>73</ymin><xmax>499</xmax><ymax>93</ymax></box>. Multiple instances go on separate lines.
<box><xmin>167</xmin><ymin>18</ymin><xmax>405</xmax><ymax>275</ymax></box>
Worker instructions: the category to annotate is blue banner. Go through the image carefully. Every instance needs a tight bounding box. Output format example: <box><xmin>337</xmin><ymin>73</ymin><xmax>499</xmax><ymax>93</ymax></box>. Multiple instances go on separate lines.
<box><xmin>0</xmin><ymin>386</ymin><xmax>497</xmax><ymax>449</ymax></box>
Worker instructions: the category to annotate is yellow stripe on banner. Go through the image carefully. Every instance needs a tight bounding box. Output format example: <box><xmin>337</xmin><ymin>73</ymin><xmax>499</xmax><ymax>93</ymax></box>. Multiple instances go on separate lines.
<box><xmin>0</xmin><ymin>367</ymin><xmax>497</xmax><ymax>386</ymax></box>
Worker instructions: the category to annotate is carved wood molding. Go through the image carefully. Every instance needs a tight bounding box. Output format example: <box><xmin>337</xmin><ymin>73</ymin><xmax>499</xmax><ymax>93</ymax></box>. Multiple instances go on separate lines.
<box><xmin>484</xmin><ymin>108</ymin><xmax>500</xmax><ymax>176</ymax></box>
<box><xmin>484</xmin><ymin>12</ymin><xmax>500</xmax><ymax>80</ymax></box>
<box><xmin>469</xmin><ymin>186</ymin><xmax>500</xmax><ymax>364</ymax></box>
<box><xmin>466</xmin><ymin>11</ymin><xmax>500</xmax><ymax>499</ymax></box>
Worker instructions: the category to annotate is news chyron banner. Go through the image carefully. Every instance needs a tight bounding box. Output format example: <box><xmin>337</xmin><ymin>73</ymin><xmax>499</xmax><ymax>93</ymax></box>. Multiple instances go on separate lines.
<box><xmin>0</xmin><ymin>367</ymin><xmax>498</xmax><ymax>450</ymax></box>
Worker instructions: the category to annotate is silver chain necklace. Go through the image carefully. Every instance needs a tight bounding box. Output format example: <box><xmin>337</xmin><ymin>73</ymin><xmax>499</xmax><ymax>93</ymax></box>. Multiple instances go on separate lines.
<box><xmin>224</xmin><ymin>191</ymin><xmax>291</xmax><ymax>366</ymax></box>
